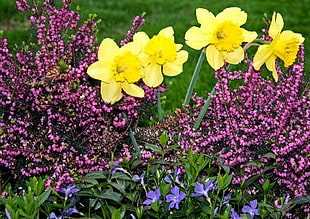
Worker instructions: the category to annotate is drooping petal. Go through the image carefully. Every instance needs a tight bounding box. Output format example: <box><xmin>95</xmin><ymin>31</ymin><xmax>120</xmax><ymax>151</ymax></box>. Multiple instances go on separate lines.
<box><xmin>269</xmin><ymin>12</ymin><xmax>284</xmax><ymax>39</ymax></box>
<box><xmin>87</xmin><ymin>61</ymin><xmax>113</xmax><ymax>83</ymax></box>
<box><xmin>185</xmin><ymin>26</ymin><xmax>211</xmax><ymax>50</ymax></box>
<box><xmin>122</xmin><ymin>82</ymin><xmax>144</xmax><ymax>98</ymax></box>
<box><xmin>216</xmin><ymin>7</ymin><xmax>247</xmax><ymax>26</ymax></box>
<box><xmin>206</xmin><ymin>45</ymin><xmax>224</xmax><ymax>70</ymax></box>
<box><xmin>265</xmin><ymin>55</ymin><xmax>278</xmax><ymax>81</ymax></box>
<box><xmin>278</xmin><ymin>30</ymin><xmax>304</xmax><ymax>43</ymax></box>
<box><xmin>100</xmin><ymin>80</ymin><xmax>122</xmax><ymax>104</ymax></box>
<box><xmin>223</xmin><ymin>47</ymin><xmax>244</xmax><ymax>65</ymax></box>
<box><xmin>142</xmin><ymin>62</ymin><xmax>163</xmax><ymax>87</ymax></box>
<box><xmin>98</xmin><ymin>38</ymin><xmax>119</xmax><ymax>61</ymax></box>
<box><xmin>158</xmin><ymin>26</ymin><xmax>174</xmax><ymax>40</ymax></box>
<box><xmin>196</xmin><ymin>8</ymin><xmax>217</xmax><ymax>32</ymax></box>
<box><xmin>242</xmin><ymin>28</ymin><xmax>258</xmax><ymax>43</ymax></box>
<box><xmin>163</xmin><ymin>50</ymin><xmax>188</xmax><ymax>76</ymax></box>
<box><xmin>253</xmin><ymin>44</ymin><xmax>273</xmax><ymax>70</ymax></box>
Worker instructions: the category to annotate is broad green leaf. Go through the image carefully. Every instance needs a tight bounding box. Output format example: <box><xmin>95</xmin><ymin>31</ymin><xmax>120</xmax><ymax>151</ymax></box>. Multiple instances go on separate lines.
<box><xmin>159</xmin><ymin>131</ymin><xmax>168</xmax><ymax>146</ymax></box>
<box><xmin>241</xmin><ymin>174</ymin><xmax>261</xmax><ymax>189</ymax></box>
<box><xmin>145</xmin><ymin>143</ymin><xmax>163</xmax><ymax>153</ymax></box>
<box><xmin>37</xmin><ymin>189</ymin><xmax>51</xmax><ymax>206</ymax></box>
<box><xmin>98</xmin><ymin>189</ymin><xmax>122</xmax><ymax>203</ymax></box>
<box><xmin>288</xmin><ymin>195</ymin><xmax>310</xmax><ymax>205</ymax></box>
<box><xmin>262</xmin><ymin>152</ymin><xmax>276</xmax><ymax>159</ymax></box>
<box><xmin>164</xmin><ymin>144</ymin><xmax>180</xmax><ymax>152</ymax></box>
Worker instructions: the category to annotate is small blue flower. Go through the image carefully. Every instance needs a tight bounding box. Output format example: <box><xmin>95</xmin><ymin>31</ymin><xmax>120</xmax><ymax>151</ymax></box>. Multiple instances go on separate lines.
<box><xmin>230</xmin><ymin>208</ymin><xmax>242</xmax><ymax>219</ymax></box>
<box><xmin>166</xmin><ymin>186</ymin><xmax>186</xmax><ymax>210</ymax></box>
<box><xmin>164</xmin><ymin>168</ymin><xmax>182</xmax><ymax>184</ymax></box>
<box><xmin>191</xmin><ymin>180</ymin><xmax>216</xmax><ymax>198</ymax></box>
<box><xmin>223</xmin><ymin>192</ymin><xmax>232</xmax><ymax>207</ymax></box>
<box><xmin>5</xmin><ymin>208</ymin><xmax>11</xmax><ymax>219</ymax></box>
<box><xmin>59</xmin><ymin>184</ymin><xmax>80</xmax><ymax>198</ymax></box>
<box><xmin>66</xmin><ymin>205</ymin><xmax>79</xmax><ymax>216</ymax></box>
<box><xmin>242</xmin><ymin>200</ymin><xmax>260</xmax><ymax>219</ymax></box>
<box><xmin>133</xmin><ymin>172</ymin><xmax>145</xmax><ymax>185</ymax></box>
<box><xmin>49</xmin><ymin>212</ymin><xmax>63</xmax><ymax>219</ymax></box>
<box><xmin>143</xmin><ymin>189</ymin><xmax>162</xmax><ymax>205</ymax></box>
<box><xmin>111</xmin><ymin>161</ymin><xmax>125</xmax><ymax>174</ymax></box>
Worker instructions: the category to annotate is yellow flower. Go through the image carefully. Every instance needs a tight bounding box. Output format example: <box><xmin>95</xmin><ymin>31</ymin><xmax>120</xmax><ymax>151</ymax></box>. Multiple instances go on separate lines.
<box><xmin>253</xmin><ymin>12</ymin><xmax>304</xmax><ymax>82</ymax></box>
<box><xmin>87</xmin><ymin>38</ymin><xmax>144</xmax><ymax>104</ymax></box>
<box><xmin>133</xmin><ymin>27</ymin><xmax>188</xmax><ymax>87</ymax></box>
<box><xmin>185</xmin><ymin>7</ymin><xmax>257</xmax><ymax>70</ymax></box>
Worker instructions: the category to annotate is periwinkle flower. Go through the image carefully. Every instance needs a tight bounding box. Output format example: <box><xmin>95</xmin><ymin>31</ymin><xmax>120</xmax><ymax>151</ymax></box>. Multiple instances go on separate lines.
<box><xmin>5</xmin><ymin>208</ymin><xmax>11</xmax><ymax>219</ymax></box>
<box><xmin>242</xmin><ymin>200</ymin><xmax>260</xmax><ymax>219</ymax></box>
<box><xmin>133</xmin><ymin>172</ymin><xmax>145</xmax><ymax>185</ymax></box>
<box><xmin>164</xmin><ymin>168</ymin><xmax>182</xmax><ymax>184</ymax></box>
<box><xmin>143</xmin><ymin>189</ymin><xmax>162</xmax><ymax>205</ymax></box>
<box><xmin>111</xmin><ymin>162</ymin><xmax>125</xmax><ymax>174</ymax></box>
<box><xmin>166</xmin><ymin>186</ymin><xmax>186</xmax><ymax>210</ymax></box>
<box><xmin>49</xmin><ymin>212</ymin><xmax>63</xmax><ymax>219</ymax></box>
<box><xmin>59</xmin><ymin>184</ymin><xmax>80</xmax><ymax>198</ymax></box>
<box><xmin>230</xmin><ymin>208</ymin><xmax>242</xmax><ymax>219</ymax></box>
<box><xmin>66</xmin><ymin>205</ymin><xmax>79</xmax><ymax>216</ymax></box>
<box><xmin>191</xmin><ymin>180</ymin><xmax>216</xmax><ymax>198</ymax></box>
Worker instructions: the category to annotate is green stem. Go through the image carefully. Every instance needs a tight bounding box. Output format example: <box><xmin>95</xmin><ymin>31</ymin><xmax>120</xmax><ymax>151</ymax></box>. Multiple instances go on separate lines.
<box><xmin>122</xmin><ymin>112</ymin><xmax>141</xmax><ymax>158</ymax></box>
<box><xmin>193</xmin><ymin>85</ymin><xmax>217</xmax><ymax>130</ymax></box>
<box><xmin>157</xmin><ymin>89</ymin><xmax>162</xmax><ymax>122</ymax></box>
<box><xmin>193</xmin><ymin>64</ymin><xmax>232</xmax><ymax>130</ymax></box>
<box><xmin>183</xmin><ymin>50</ymin><xmax>205</xmax><ymax>105</ymax></box>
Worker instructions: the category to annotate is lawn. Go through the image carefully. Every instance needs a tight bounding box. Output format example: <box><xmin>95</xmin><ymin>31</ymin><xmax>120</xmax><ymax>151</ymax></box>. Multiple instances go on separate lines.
<box><xmin>0</xmin><ymin>0</ymin><xmax>309</xmax><ymax>111</ymax></box>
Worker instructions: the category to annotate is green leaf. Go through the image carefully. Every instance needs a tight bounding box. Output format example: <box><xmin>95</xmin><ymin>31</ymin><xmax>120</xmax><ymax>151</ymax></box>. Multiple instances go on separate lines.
<box><xmin>241</xmin><ymin>174</ymin><xmax>261</xmax><ymax>189</ymax></box>
<box><xmin>164</xmin><ymin>144</ymin><xmax>180</xmax><ymax>152</ymax></box>
<box><xmin>145</xmin><ymin>143</ymin><xmax>163</xmax><ymax>153</ymax></box>
<box><xmin>262</xmin><ymin>152</ymin><xmax>276</xmax><ymax>159</ymax></box>
<box><xmin>223</xmin><ymin>174</ymin><xmax>232</xmax><ymax>190</ymax></box>
<box><xmin>288</xmin><ymin>195</ymin><xmax>310</xmax><ymax>205</ymax></box>
<box><xmin>262</xmin><ymin>179</ymin><xmax>270</xmax><ymax>192</ymax></box>
<box><xmin>0</xmin><ymin>197</ymin><xmax>8</xmax><ymax>205</ymax></box>
<box><xmin>85</xmin><ymin>171</ymin><xmax>107</xmax><ymax>180</ymax></box>
<box><xmin>37</xmin><ymin>189</ymin><xmax>51</xmax><ymax>206</ymax></box>
<box><xmin>98</xmin><ymin>189</ymin><xmax>122</xmax><ymax>203</ymax></box>
<box><xmin>159</xmin><ymin>131</ymin><xmax>168</xmax><ymax>146</ymax></box>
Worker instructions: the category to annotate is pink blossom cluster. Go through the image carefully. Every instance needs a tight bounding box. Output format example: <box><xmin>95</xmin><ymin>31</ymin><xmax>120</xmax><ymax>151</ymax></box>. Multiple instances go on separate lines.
<box><xmin>0</xmin><ymin>0</ymin><xmax>157</xmax><ymax>190</ymax></box>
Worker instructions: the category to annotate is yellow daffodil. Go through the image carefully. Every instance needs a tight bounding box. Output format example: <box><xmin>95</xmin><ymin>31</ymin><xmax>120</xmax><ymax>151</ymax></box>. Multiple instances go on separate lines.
<box><xmin>253</xmin><ymin>12</ymin><xmax>304</xmax><ymax>82</ymax></box>
<box><xmin>185</xmin><ymin>7</ymin><xmax>257</xmax><ymax>70</ymax></box>
<box><xmin>87</xmin><ymin>38</ymin><xmax>144</xmax><ymax>104</ymax></box>
<box><xmin>133</xmin><ymin>27</ymin><xmax>188</xmax><ymax>87</ymax></box>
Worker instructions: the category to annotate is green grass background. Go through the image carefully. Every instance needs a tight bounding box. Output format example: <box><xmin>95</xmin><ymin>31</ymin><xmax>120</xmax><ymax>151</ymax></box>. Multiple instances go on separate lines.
<box><xmin>1</xmin><ymin>0</ymin><xmax>309</xmax><ymax>112</ymax></box>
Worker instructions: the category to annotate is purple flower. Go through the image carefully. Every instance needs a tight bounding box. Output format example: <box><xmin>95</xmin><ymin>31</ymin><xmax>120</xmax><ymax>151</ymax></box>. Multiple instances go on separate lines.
<box><xmin>133</xmin><ymin>172</ymin><xmax>145</xmax><ymax>185</ymax></box>
<box><xmin>166</xmin><ymin>186</ymin><xmax>186</xmax><ymax>210</ymax></box>
<box><xmin>191</xmin><ymin>180</ymin><xmax>216</xmax><ymax>198</ymax></box>
<box><xmin>5</xmin><ymin>208</ymin><xmax>11</xmax><ymax>219</ymax></box>
<box><xmin>49</xmin><ymin>212</ymin><xmax>63</xmax><ymax>219</ymax></box>
<box><xmin>164</xmin><ymin>168</ymin><xmax>182</xmax><ymax>184</ymax></box>
<box><xmin>242</xmin><ymin>200</ymin><xmax>260</xmax><ymax>219</ymax></box>
<box><xmin>223</xmin><ymin>192</ymin><xmax>232</xmax><ymax>206</ymax></box>
<box><xmin>230</xmin><ymin>208</ymin><xmax>242</xmax><ymax>219</ymax></box>
<box><xmin>143</xmin><ymin>189</ymin><xmax>162</xmax><ymax>205</ymax></box>
<box><xmin>66</xmin><ymin>205</ymin><xmax>79</xmax><ymax>216</ymax></box>
<box><xmin>111</xmin><ymin>162</ymin><xmax>125</xmax><ymax>174</ymax></box>
<box><xmin>59</xmin><ymin>184</ymin><xmax>80</xmax><ymax>198</ymax></box>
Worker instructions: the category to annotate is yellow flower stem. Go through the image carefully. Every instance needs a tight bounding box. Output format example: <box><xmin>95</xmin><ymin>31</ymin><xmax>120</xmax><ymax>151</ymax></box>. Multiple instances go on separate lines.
<box><xmin>157</xmin><ymin>89</ymin><xmax>163</xmax><ymax>122</ymax></box>
<box><xmin>122</xmin><ymin>112</ymin><xmax>141</xmax><ymax>158</ymax></box>
<box><xmin>193</xmin><ymin>64</ymin><xmax>232</xmax><ymax>130</ymax></box>
<box><xmin>183</xmin><ymin>50</ymin><xmax>205</xmax><ymax>105</ymax></box>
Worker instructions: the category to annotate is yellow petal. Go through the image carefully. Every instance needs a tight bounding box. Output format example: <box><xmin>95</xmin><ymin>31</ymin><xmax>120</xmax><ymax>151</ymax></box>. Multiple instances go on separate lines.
<box><xmin>163</xmin><ymin>50</ymin><xmax>188</xmax><ymax>76</ymax></box>
<box><xmin>120</xmin><ymin>41</ymin><xmax>141</xmax><ymax>56</ymax></box>
<box><xmin>185</xmin><ymin>26</ymin><xmax>211</xmax><ymax>50</ymax></box>
<box><xmin>279</xmin><ymin>30</ymin><xmax>304</xmax><ymax>43</ymax></box>
<box><xmin>223</xmin><ymin>47</ymin><xmax>244</xmax><ymax>64</ymax></box>
<box><xmin>142</xmin><ymin>62</ymin><xmax>163</xmax><ymax>87</ymax></box>
<box><xmin>206</xmin><ymin>45</ymin><xmax>224</xmax><ymax>70</ymax></box>
<box><xmin>242</xmin><ymin>29</ymin><xmax>258</xmax><ymax>43</ymax></box>
<box><xmin>98</xmin><ymin>38</ymin><xmax>119</xmax><ymax>61</ymax></box>
<box><xmin>265</xmin><ymin>55</ymin><xmax>278</xmax><ymax>82</ymax></box>
<box><xmin>87</xmin><ymin>61</ymin><xmax>113</xmax><ymax>83</ymax></box>
<box><xmin>133</xmin><ymin>31</ymin><xmax>150</xmax><ymax>49</ymax></box>
<box><xmin>176</xmin><ymin>44</ymin><xmax>183</xmax><ymax>51</ymax></box>
<box><xmin>122</xmin><ymin>82</ymin><xmax>144</xmax><ymax>98</ymax></box>
<box><xmin>158</xmin><ymin>26</ymin><xmax>174</xmax><ymax>40</ymax></box>
<box><xmin>100</xmin><ymin>80</ymin><xmax>122</xmax><ymax>104</ymax></box>
<box><xmin>253</xmin><ymin>45</ymin><xmax>273</xmax><ymax>70</ymax></box>
<box><xmin>196</xmin><ymin>8</ymin><xmax>217</xmax><ymax>31</ymax></box>
<box><xmin>269</xmin><ymin>12</ymin><xmax>284</xmax><ymax>39</ymax></box>
<box><xmin>216</xmin><ymin>7</ymin><xmax>247</xmax><ymax>26</ymax></box>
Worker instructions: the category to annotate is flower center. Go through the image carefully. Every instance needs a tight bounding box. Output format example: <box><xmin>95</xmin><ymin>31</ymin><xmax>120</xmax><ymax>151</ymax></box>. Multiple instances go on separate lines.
<box><xmin>113</xmin><ymin>51</ymin><xmax>142</xmax><ymax>83</ymax></box>
<box><xmin>274</xmin><ymin>37</ymin><xmax>300</xmax><ymax>67</ymax></box>
<box><xmin>213</xmin><ymin>21</ymin><xmax>244</xmax><ymax>52</ymax></box>
<box><xmin>145</xmin><ymin>35</ymin><xmax>177</xmax><ymax>65</ymax></box>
